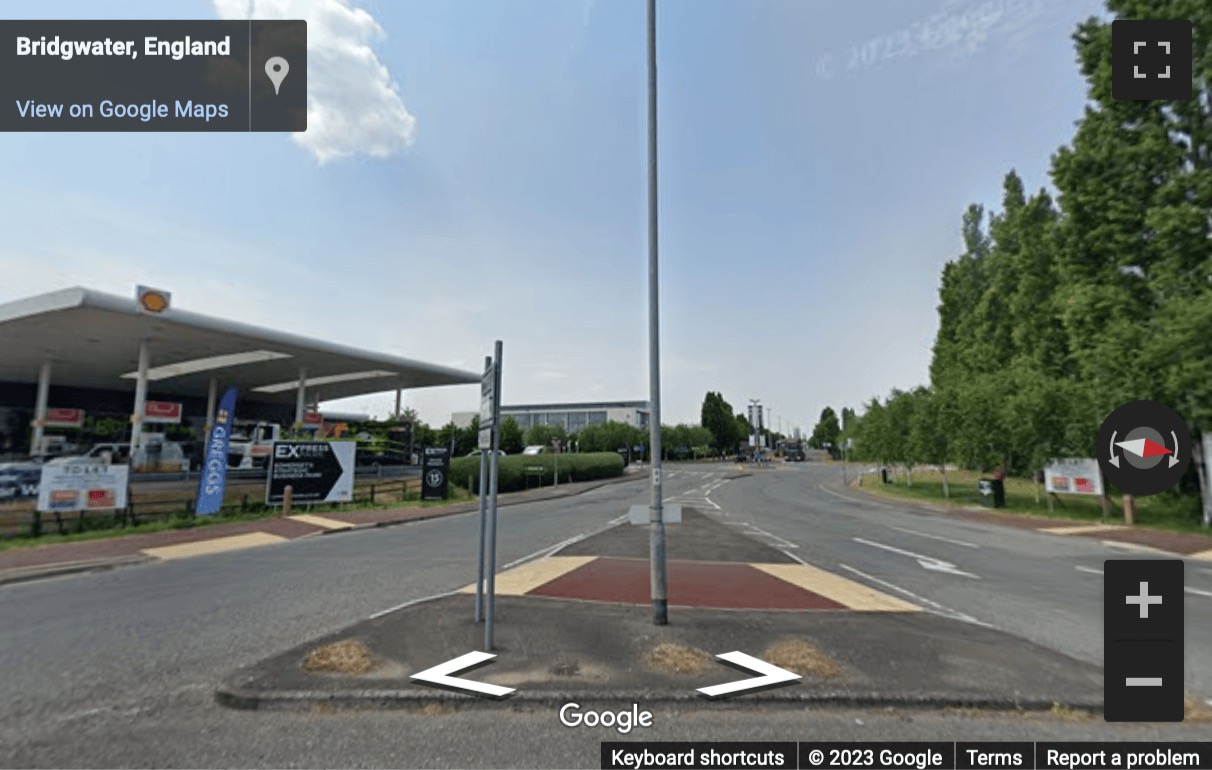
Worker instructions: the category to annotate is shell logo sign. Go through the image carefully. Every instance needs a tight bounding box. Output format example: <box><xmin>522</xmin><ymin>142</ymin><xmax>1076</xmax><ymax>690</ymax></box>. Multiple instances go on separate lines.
<box><xmin>135</xmin><ymin>285</ymin><xmax>171</xmax><ymax>314</ymax></box>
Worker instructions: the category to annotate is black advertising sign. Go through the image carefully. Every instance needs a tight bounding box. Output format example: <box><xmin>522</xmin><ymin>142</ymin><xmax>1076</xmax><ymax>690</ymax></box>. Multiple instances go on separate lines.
<box><xmin>266</xmin><ymin>441</ymin><xmax>354</xmax><ymax>504</ymax></box>
<box><xmin>421</xmin><ymin>446</ymin><xmax>450</xmax><ymax>500</ymax></box>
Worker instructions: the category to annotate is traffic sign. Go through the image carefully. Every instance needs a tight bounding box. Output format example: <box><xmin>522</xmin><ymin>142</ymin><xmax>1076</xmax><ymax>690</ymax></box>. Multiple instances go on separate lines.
<box><xmin>266</xmin><ymin>440</ymin><xmax>354</xmax><ymax>504</ymax></box>
<box><xmin>422</xmin><ymin>446</ymin><xmax>450</xmax><ymax>500</ymax></box>
<box><xmin>479</xmin><ymin>364</ymin><xmax>496</xmax><ymax>428</ymax></box>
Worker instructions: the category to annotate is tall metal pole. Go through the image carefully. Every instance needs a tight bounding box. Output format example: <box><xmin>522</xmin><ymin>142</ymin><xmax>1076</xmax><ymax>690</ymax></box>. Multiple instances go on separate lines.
<box><xmin>474</xmin><ymin>355</ymin><xmax>491</xmax><ymax>624</ymax></box>
<box><xmin>646</xmin><ymin>0</ymin><xmax>667</xmax><ymax>627</ymax></box>
<box><xmin>485</xmin><ymin>340</ymin><xmax>504</xmax><ymax>649</ymax></box>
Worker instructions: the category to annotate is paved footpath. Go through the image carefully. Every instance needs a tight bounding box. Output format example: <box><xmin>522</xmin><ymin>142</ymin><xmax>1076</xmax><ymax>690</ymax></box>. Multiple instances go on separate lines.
<box><xmin>0</xmin><ymin>471</ymin><xmax>647</xmax><ymax>585</ymax></box>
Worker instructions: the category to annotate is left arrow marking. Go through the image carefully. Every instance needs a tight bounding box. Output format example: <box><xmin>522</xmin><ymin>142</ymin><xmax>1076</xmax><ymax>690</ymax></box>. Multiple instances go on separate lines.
<box><xmin>696</xmin><ymin>651</ymin><xmax>801</xmax><ymax>700</ymax></box>
<box><xmin>409</xmin><ymin>651</ymin><xmax>516</xmax><ymax>700</ymax></box>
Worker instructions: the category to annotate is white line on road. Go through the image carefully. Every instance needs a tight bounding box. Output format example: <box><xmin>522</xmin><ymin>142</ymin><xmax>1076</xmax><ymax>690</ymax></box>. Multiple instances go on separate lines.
<box><xmin>1074</xmin><ymin>565</ymin><xmax>1212</xmax><ymax>598</ymax></box>
<box><xmin>888</xmin><ymin>526</ymin><xmax>979</xmax><ymax>549</ymax></box>
<box><xmin>741</xmin><ymin>523</ymin><xmax>800</xmax><ymax>549</ymax></box>
<box><xmin>853</xmin><ymin>537</ymin><xmax>980</xmax><ymax>579</ymax></box>
<box><xmin>369</xmin><ymin>515</ymin><xmax>628</xmax><ymax>620</ymax></box>
<box><xmin>818</xmin><ymin>484</ymin><xmax>896</xmax><ymax>509</ymax></box>
<box><xmin>837</xmin><ymin>564</ymin><xmax>991</xmax><ymax>627</ymax></box>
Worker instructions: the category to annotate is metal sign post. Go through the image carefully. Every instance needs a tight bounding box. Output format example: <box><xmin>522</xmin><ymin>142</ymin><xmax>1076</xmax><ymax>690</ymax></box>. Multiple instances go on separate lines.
<box><xmin>485</xmin><ymin>340</ymin><xmax>504</xmax><ymax>650</ymax></box>
<box><xmin>474</xmin><ymin>355</ymin><xmax>492</xmax><ymax>624</ymax></box>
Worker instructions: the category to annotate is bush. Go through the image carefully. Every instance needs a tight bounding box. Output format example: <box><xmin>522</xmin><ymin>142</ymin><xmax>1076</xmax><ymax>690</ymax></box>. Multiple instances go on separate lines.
<box><xmin>450</xmin><ymin>452</ymin><xmax>624</xmax><ymax>493</ymax></box>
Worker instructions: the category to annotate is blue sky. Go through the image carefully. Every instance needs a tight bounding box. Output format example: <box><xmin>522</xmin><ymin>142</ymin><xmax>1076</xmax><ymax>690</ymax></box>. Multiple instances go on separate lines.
<box><xmin>1</xmin><ymin>0</ymin><xmax>1107</xmax><ymax>432</ymax></box>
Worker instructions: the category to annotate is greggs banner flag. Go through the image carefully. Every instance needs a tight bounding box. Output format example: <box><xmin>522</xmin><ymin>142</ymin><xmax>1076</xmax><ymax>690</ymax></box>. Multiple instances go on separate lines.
<box><xmin>196</xmin><ymin>386</ymin><xmax>238</xmax><ymax>516</ymax></box>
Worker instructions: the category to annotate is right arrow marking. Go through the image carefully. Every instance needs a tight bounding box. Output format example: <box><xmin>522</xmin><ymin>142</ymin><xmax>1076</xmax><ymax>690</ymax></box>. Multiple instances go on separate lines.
<box><xmin>410</xmin><ymin>651</ymin><xmax>517</xmax><ymax>700</ymax></box>
<box><xmin>696</xmin><ymin>651</ymin><xmax>801</xmax><ymax>700</ymax></box>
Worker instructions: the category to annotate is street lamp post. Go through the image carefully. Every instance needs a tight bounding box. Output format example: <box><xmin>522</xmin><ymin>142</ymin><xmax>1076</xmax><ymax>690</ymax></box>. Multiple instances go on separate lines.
<box><xmin>646</xmin><ymin>0</ymin><xmax>667</xmax><ymax>627</ymax></box>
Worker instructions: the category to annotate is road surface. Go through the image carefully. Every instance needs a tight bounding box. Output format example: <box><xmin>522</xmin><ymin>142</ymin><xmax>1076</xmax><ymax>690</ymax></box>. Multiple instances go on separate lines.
<box><xmin>0</xmin><ymin>462</ymin><xmax>1207</xmax><ymax>768</ymax></box>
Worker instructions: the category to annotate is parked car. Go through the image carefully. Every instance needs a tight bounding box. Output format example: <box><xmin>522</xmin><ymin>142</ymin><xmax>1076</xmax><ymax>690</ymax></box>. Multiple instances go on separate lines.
<box><xmin>465</xmin><ymin>449</ymin><xmax>506</xmax><ymax>457</ymax></box>
<box><xmin>46</xmin><ymin>443</ymin><xmax>131</xmax><ymax>466</ymax></box>
<box><xmin>521</xmin><ymin>445</ymin><xmax>548</xmax><ymax>456</ymax></box>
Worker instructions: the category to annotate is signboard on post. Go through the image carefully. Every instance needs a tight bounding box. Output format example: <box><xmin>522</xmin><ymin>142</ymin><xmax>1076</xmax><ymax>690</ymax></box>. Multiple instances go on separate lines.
<box><xmin>143</xmin><ymin>401</ymin><xmax>183</xmax><ymax>424</ymax></box>
<box><xmin>37</xmin><ymin>463</ymin><xmax>129</xmax><ymax>512</ymax></box>
<box><xmin>479</xmin><ymin>366</ymin><xmax>496</xmax><ymax>429</ymax></box>
<box><xmin>266</xmin><ymin>441</ymin><xmax>355</xmax><ymax>504</ymax></box>
<box><xmin>43</xmin><ymin>408</ymin><xmax>84</xmax><ymax>428</ymax></box>
<box><xmin>1045</xmin><ymin>458</ymin><xmax>1104</xmax><ymax>496</ymax></box>
<box><xmin>422</xmin><ymin>446</ymin><xmax>451</xmax><ymax>500</ymax></box>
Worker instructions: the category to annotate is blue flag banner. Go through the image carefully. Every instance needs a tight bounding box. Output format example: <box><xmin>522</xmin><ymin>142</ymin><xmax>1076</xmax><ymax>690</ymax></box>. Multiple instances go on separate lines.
<box><xmin>195</xmin><ymin>386</ymin><xmax>238</xmax><ymax>516</ymax></box>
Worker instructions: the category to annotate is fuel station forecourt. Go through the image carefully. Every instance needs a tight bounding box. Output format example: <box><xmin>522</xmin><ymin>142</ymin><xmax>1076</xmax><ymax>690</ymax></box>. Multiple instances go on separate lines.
<box><xmin>0</xmin><ymin>285</ymin><xmax>480</xmax><ymax>465</ymax></box>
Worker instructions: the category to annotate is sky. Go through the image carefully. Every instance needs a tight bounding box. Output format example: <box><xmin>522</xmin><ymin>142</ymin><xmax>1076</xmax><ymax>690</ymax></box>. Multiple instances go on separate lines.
<box><xmin>0</xmin><ymin>0</ymin><xmax>1109</xmax><ymax>434</ymax></box>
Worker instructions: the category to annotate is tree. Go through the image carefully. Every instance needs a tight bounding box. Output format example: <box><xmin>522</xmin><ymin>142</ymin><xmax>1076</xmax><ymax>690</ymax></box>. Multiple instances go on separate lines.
<box><xmin>700</xmin><ymin>392</ymin><xmax>741</xmax><ymax>454</ymax></box>
<box><xmin>499</xmin><ymin>416</ymin><xmax>524</xmax><ymax>455</ymax></box>
<box><xmin>808</xmin><ymin>407</ymin><xmax>841</xmax><ymax>456</ymax></box>
<box><xmin>908</xmin><ymin>387</ymin><xmax>953</xmax><ymax>497</ymax></box>
<box><xmin>524</xmin><ymin>423</ymin><xmax>567</xmax><ymax>448</ymax></box>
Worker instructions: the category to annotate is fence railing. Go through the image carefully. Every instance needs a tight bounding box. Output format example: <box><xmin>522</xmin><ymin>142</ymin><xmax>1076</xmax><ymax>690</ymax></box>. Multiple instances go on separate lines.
<box><xmin>0</xmin><ymin>477</ymin><xmax>423</xmax><ymax>541</ymax></box>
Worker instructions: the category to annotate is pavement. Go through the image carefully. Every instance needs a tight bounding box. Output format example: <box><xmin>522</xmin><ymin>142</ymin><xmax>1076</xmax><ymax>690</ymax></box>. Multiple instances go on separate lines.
<box><xmin>4</xmin><ymin>461</ymin><xmax>1211</xmax><ymax>768</ymax></box>
<box><xmin>0</xmin><ymin>469</ymin><xmax>647</xmax><ymax>586</ymax></box>
<box><xmin>216</xmin><ymin>507</ymin><xmax>1103</xmax><ymax>711</ymax></box>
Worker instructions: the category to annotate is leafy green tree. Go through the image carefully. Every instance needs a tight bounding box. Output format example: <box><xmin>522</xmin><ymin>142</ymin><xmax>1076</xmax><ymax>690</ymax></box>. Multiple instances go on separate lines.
<box><xmin>700</xmin><ymin>392</ymin><xmax>741</xmax><ymax>453</ymax></box>
<box><xmin>524</xmin><ymin>423</ymin><xmax>567</xmax><ymax>448</ymax></box>
<box><xmin>499</xmin><ymin>416</ymin><xmax>524</xmax><ymax>455</ymax></box>
<box><xmin>808</xmin><ymin>407</ymin><xmax>841</xmax><ymax>456</ymax></box>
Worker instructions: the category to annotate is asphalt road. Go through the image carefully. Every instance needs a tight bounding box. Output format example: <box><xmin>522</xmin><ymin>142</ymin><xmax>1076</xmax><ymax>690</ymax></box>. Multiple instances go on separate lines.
<box><xmin>0</xmin><ymin>462</ymin><xmax>1208</xmax><ymax>769</ymax></box>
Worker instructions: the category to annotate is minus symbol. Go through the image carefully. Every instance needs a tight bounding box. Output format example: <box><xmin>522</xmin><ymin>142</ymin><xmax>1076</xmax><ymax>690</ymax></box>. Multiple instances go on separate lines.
<box><xmin>1125</xmin><ymin>677</ymin><xmax>1163</xmax><ymax>686</ymax></box>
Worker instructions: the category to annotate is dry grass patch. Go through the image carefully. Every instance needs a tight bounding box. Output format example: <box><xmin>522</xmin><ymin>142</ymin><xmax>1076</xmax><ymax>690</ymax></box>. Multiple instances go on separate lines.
<box><xmin>1186</xmin><ymin>694</ymin><xmax>1212</xmax><ymax>723</ymax></box>
<box><xmin>414</xmin><ymin>702</ymin><xmax>458</xmax><ymax>716</ymax></box>
<box><xmin>1048</xmin><ymin>702</ymin><xmax>1094</xmax><ymax>722</ymax></box>
<box><xmin>302</xmin><ymin>639</ymin><xmax>380</xmax><ymax>675</ymax></box>
<box><xmin>646</xmin><ymin>643</ymin><xmax>712</xmax><ymax>674</ymax></box>
<box><xmin>763</xmin><ymin>639</ymin><xmax>840</xmax><ymax>679</ymax></box>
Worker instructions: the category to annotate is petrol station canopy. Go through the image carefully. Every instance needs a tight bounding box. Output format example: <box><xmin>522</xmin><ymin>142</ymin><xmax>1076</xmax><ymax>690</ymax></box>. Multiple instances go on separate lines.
<box><xmin>0</xmin><ymin>287</ymin><xmax>480</xmax><ymax>405</ymax></box>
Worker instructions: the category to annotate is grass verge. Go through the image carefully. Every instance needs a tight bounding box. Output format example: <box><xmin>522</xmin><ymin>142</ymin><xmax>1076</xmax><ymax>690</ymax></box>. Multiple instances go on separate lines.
<box><xmin>0</xmin><ymin>483</ymin><xmax>476</xmax><ymax>553</ymax></box>
<box><xmin>855</xmin><ymin>466</ymin><xmax>1210</xmax><ymax>536</ymax></box>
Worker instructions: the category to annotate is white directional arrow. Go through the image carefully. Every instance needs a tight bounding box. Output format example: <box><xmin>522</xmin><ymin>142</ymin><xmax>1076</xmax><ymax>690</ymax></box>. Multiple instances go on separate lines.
<box><xmin>853</xmin><ymin>537</ymin><xmax>981</xmax><ymax>580</ymax></box>
<box><xmin>696</xmin><ymin>651</ymin><xmax>801</xmax><ymax>700</ymax></box>
<box><xmin>918</xmin><ymin>559</ymin><xmax>981</xmax><ymax>579</ymax></box>
<box><xmin>409</xmin><ymin>651</ymin><xmax>516</xmax><ymax>700</ymax></box>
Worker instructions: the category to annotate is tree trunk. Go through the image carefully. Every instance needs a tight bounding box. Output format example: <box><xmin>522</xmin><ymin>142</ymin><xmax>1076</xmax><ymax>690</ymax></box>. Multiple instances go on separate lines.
<box><xmin>907</xmin><ymin>466</ymin><xmax>913</xmax><ymax>487</ymax></box>
<box><xmin>1122</xmin><ymin>494</ymin><xmax>1136</xmax><ymax>526</ymax></box>
<box><xmin>940</xmin><ymin>465</ymin><xmax>949</xmax><ymax>499</ymax></box>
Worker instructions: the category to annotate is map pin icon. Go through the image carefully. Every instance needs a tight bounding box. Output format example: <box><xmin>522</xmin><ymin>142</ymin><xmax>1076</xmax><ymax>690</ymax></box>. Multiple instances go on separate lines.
<box><xmin>265</xmin><ymin>57</ymin><xmax>289</xmax><ymax>95</ymax></box>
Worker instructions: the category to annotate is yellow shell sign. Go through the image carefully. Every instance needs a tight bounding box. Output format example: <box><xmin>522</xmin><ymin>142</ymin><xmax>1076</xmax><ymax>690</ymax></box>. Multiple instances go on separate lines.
<box><xmin>136</xmin><ymin>286</ymin><xmax>171</xmax><ymax>314</ymax></box>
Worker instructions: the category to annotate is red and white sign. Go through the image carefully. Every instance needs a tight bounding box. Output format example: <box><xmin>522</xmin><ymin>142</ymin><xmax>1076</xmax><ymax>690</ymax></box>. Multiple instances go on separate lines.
<box><xmin>42</xmin><ymin>408</ymin><xmax>85</xmax><ymax>428</ymax></box>
<box><xmin>143</xmin><ymin>401</ymin><xmax>183</xmax><ymax>424</ymax></box>
<box><xmin>303</xmin><ymin>412</ymin><xmax>323</xmax><ymax>426</ymax></box>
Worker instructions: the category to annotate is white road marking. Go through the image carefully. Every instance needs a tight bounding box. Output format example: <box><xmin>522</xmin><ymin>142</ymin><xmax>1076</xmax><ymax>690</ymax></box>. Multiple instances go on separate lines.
<box><xmin>741</xmin><ymin>523</ymin><xmax>799</xmax><ymax>549</ymax></box>
<box><xmin>853</xmin><ymin>537</ymin><xmax>980</xmax><ymax>579</ymax></box>
<box><xmin>368</xmin><ymin>515</ymin><xmax>628</xmax><ymax>620</ymax></box>
<box><xmin>817</xmin><ymin>484</ymin><xmax>896</xmax><ymax>509</ymax></box>
<box><xmin>1074</xmin><ymin>565</ymin><xmax>1212</xmax><ymax>598</ymax></box>
<box><xmin>889</xmin><ymin>526</ymin><xmax>979</xmax><ymax>549</ymax></box>
<box><xmin>837</xmin><ymin>564</ymin><xmax>991</xmax><ymax>627</ymax></box>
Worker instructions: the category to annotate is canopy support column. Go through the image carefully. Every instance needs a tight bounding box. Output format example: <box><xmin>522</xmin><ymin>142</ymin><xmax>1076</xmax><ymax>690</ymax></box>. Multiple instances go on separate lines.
<box><xmin>130</xmin><ymin>340</ymin><xmax>151</xmax><ymax>456</ymax></box>
<box><xmin>30</xmin><ymin>360</ymin><xmax>51</xmax><ymax>455</ymax></box>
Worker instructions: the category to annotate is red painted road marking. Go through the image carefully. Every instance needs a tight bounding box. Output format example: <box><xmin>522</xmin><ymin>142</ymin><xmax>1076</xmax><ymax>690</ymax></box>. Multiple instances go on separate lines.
<box><xmin>527</xmin><ymin>556</ymin><xmax>847</xmax><ymax>610</ymax></box>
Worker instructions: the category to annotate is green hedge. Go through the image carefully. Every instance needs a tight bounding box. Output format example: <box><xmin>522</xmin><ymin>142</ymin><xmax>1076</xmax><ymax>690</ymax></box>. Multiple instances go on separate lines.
<box><xmin>450</xmin><ymin>452</ymin><xmax>624</xmax><ymax>493</ymax></box>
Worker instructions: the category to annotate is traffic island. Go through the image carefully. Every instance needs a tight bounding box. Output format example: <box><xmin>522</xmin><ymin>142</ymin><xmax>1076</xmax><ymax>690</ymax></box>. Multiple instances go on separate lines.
<box><xmin>215</xmin><ymin>509</ymin><xmax>1103</xmax><ymax>712</ymax></box>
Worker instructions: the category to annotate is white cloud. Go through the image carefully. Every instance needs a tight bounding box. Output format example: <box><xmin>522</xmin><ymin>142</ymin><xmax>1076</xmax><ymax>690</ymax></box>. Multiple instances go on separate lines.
<box><xmin>212</xmin><ymin>0</ymin><xmax>417</xmax><ymax>164</ymax></box>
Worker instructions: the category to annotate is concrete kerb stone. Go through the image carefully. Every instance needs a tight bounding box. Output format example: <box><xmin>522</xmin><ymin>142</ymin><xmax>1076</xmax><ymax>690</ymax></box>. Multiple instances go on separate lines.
<box><xmin>0</xmin><ymin>553</ymin><xmax>154</xmax><ymax>588</ymax></box>
<box><xmin>213</xmin><ymin>684</ymin><xmax>1103</xmax><ymax>714</ymax></box>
